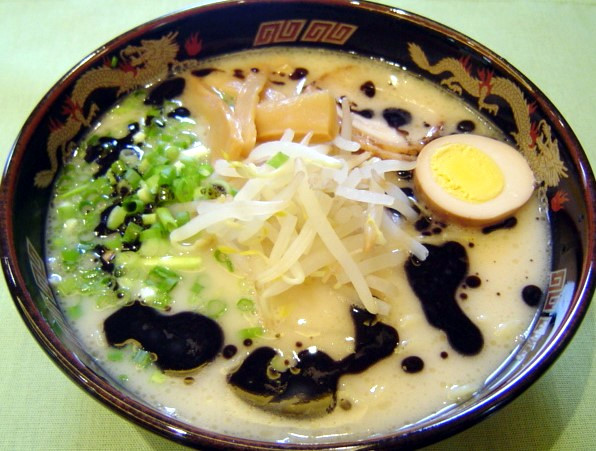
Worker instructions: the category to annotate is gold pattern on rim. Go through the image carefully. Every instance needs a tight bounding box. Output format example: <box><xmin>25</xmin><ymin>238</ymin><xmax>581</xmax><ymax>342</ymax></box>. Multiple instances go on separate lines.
<box><xmin>35</xmin><ymin>32</ymin><xmax>182</xmax><ymax>188</ymax></box>
<box><xmin>408</xmin><ymin>43</ymin><xmax>567</xmax><ymax>200</ymax></box>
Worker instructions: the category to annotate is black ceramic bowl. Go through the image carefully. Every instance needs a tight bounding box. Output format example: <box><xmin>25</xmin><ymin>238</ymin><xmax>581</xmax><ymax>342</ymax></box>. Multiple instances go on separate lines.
<box><xmin>1</xmin><ymin>0</ymin><xmax>594</xmax><ymax>449</ymax></box>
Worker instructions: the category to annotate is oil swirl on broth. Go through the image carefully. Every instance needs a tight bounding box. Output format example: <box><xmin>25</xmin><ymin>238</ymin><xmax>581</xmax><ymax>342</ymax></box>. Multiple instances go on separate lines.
<box><xmin>45</xmin><ymin>47</ymin><xmax>550</xmax><ymax>443</ymax></box>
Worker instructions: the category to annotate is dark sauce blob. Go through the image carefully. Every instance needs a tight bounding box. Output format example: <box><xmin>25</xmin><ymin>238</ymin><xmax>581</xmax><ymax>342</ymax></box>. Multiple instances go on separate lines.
<box><xmin>401</xmin><ymin>356</ymin><xmax>424</xmax><ymax>373</ymax></box>
<box><xmin>346</xmin><ymin>307</ymin><xmax>399</xmax><ymax>372</ymax></box>
<box><xmin>222</xmin><ymin>344</ymin><xmax>238</xmax><ymax>359</ymax></box>
<box><xmin>289</xmin><ymin>67</ymin><xmax>308</xmax><ymax>80</ymax></box>
<box><xmin>440</xmin><ymin>351</ymin><xmax>449</xmax><ymax>359</ymax></box>
<box><xmin>482</xmin><ymin>217</ymin><xmax>517</xmax><ymax>234</ymax></box>
<box><xmin>352</xmin><ymin>108</ymin><xmax>374</xmax><ymax>119</ymax></box>
<box><xmin>121</xmin><ymin>238</ymin><xmax>141</xmax><ymax>252</ymax></box>
<box><xmin>233</xmin><ymin>68</ymin><xmax>245</xmax><ymax>79</ymax></box>
<box><xmin>227</xmin><ymin>306</ymin><xmax>398</xmax><ymax>416</ymax></box>
<box><xmin>456</xmin><ymin>120</ymin><xmax>476</xmax><ymax>133</ymax></box>
<box><xmin>360</xmin><ymin>80</ymin><xmax>376</xmax><ymax>98</ymax></box>
<box><xmin>167</xmin><ymin>107</ymin><xmax>191</xmax><ymax>119</ymax></box>
<box><xmin>522</xmin><ymin>285</ymin><xmax>543</xmax><ymax>307</ymax></box>
<box><xmin>465</xmin><ymin>275</ymin><xmax>482</xmax><ymax>288</ymax></box>
<box><xmin>191</xmin><ymin>68</ymin><xmax>218</xmax><ymax>77</ymax></box>
<box><xmin>339</xmin><ymin>399</ymin><xmax>352</xmax><ymax>410</ymax></box>
<box><xmin>144</xmin><ymin>77</ymin><xmax>185</xmax><ymax>106</ymax></box>
<box><xmin>396</xmin><ymin>170</ymin><xmax>414</xmax><ymax>181</ymax></box>
<box><xmin>84</xmin><ymin>123</ymin><xmax>140</xmax><ymax>178</ymax></box>
<box><xmin>382</xmin><ymin>108</ymin><xmax>412</xmax><ymax>129</ymax></box>
<box><xmin>415</xmin><ymin>217</ymin><xmax>431</xmax><ymax>232</ymax></box>
<box><xmin>243</xmin><ymin>338</ymin><xmax>253</xmax><ymax>347</ymax></box>
<box><xmin>405</xmin><ymin>241</ymin><xmax>484</xmax><ymax>356</ymax></box>
<box><xmin>92</xmin><ymin>244</ymin><xmax>115</xmax><ymax>273</ymax></box>
<box><xmin>104</xmin><ymin>301</ymin><xmax>224</xmax><ymax>372</ymax></box>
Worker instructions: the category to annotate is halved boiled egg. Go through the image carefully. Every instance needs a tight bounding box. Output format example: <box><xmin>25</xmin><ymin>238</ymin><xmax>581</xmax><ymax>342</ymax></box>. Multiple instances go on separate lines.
<box><xmin>414</xmin><ymin>134</ymin><xmax>535</xmax><ymax>226</ymax></box>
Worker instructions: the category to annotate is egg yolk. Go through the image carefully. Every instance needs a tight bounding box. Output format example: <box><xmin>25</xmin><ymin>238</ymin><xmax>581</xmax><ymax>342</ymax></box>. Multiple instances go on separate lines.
<box><xmin>430</xmin><ymin>144</ymin><xmax>505</xmax><ymax>203</ymax></box>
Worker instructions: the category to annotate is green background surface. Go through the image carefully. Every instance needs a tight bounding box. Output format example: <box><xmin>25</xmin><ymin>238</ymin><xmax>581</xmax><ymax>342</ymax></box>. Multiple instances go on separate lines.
<box><xmin>0</xmin><ymin>0</ymin><xmax>594</xmax><ymax>449</ymax></box>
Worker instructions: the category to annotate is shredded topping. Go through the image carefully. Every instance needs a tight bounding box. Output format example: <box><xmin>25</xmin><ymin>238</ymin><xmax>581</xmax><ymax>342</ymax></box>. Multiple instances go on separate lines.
<box><xmin>170</xmin><ymin>129</ymin><xmax>426</xmax><ymax>317</ymax></box>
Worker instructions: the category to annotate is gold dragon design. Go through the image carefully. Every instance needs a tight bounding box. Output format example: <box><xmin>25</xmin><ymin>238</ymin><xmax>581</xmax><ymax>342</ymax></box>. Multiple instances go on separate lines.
<box><xmin>408</xmin><ymin>43</ymin><xmax>567</xmax><ymax>200</ymax></box>
<box><xmin>35</xmin><ymin>32</ymin><xmax>182</xmax><ymax>187</ymax></box>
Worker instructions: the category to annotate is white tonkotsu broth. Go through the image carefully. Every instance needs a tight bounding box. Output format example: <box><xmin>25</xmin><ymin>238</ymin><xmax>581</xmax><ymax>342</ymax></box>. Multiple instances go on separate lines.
<box><xmin>46</xmin><ymin>48</ymin><xmax>550</xmax><ymax>444</ymax></box>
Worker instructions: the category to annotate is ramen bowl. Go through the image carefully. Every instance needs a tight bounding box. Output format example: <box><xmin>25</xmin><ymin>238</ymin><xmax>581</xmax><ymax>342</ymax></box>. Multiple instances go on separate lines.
<box><xmin>1</xmin><ymin>0</ymin><xmax>594</xmax><ymax>449</ymax></box>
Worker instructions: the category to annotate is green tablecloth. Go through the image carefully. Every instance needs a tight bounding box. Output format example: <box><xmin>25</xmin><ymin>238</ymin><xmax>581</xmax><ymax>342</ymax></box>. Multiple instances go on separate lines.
<box><xmin>0</xmin><ymin>0</ymin><xmax>594</xmax><ymax>449</ymax></box>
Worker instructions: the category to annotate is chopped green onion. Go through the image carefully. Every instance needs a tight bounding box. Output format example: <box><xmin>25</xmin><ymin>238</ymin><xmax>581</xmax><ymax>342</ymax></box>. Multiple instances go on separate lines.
<box><xmin>87</xmin><ymin>134</ymin><xmax>100</xmax><ymax>146</ymax></box>
<box><xmin>236</xmin><ymin>298</ymin><xmax>255</xmax><ymax>313</ymax></box>
<box><xmin>191</xmin><ymin>279</ymin><xmax>204</xmax><ymax>294</ymax></box>
<box><xmin>142</xmin><ymin>256</ymin><xmax>202</xmax><ymax>271</ymax></box>
<box><xmin>172</xmin><ymin>178</ymin><xmax>195</xmax><ymax>202</ymax></box>
<box><xmin>150</xmin><ymin>371</ymin><xmax>167</xmax><ymax>384</ymax></box>
<box><xmin>122</xmin><ymin>222</ymin><xmax>143</xmax><ymax>243</ymax></box>
<box><xmin>110</xmin><ymin>159</ymin><xmax>127</xmax><ymax>175</ymax></box>
<box><xmin>122</xmin><ymin>198</ymin><xmax>145</xmax><ymax>214</ymax></box>
<box><xmin>66</xmin><ymin>304</ymin><xmax>83</xmax><ymax>320</ymax></box>
<box><xmin>147</xmin><ymin>107</ymin><xmax>160</xmax><ymax>117</ymax></box>
<box><xmin>198</xmin><ymin>162</ymin><xmax>214</xmax><ymax>177</ymax></box>
<box><xmin>165</xmin><ymin>145</ymin><xmax>180</xmax><ymax>162</ymax></box>
<box><xmin>107</xmin><ymin>349</ymin><xmax>124</xmax><ymax>362</ymax></box>
<box><xmin>80</xmin><ymin>268</ymin><xmax>102</xmax><ymax>281</ymax></box>
<box><xmin>144</xmin><ymin>174</ymin><xmax>160</xmax><ymax>193</ymax></box>
<box><xmin>137</xmin><ymin>184</ymin><xmax>154</xmax><ymax>204</ymax></box>
<box><xmin>214</xmin><ymin>249</ymin><xmax>234</xmax><ymax>272</ymax></box>
<box><xmin>142</xmin><ymin>213</ymin><xmax>157</xmax><ymax>226</ymax></box>
<box><xmin>239</xmin><ymin>327</ymin><xmax>264</xmax><ymax>340</ymax></box>
<box><xmin>55</xmin><ymin>276</ymin><xmax>78</xmax><ymax>296</ymax></box>
<box><xmin>175</xmin><ymin>211</ymin><xmax>190</xmax><ymax>227</ymax></box>
<box><xmin>267</xmin><ymin>152</ymin><xmax>289</xmax><ymax>169</ymax></box>
<box><xmin>61</xmin><ymin>248</ymin><xmax>80</xmax><ymax>265</ymax></box>
<box><xmin>124</xmin><ymin>168</ymin><xmax>142</xmax><ymax>189</ymax></box>
<box><xmin>156</xmin><ymin>185</ymin><xmax>173</xmax><ymax>203</ymax></box>
<box><xmin>139</xmin><ymin>224</ymin><xmax>163</xmax><ymax>243</ymax></box>
<box><xmin>138</xmin><ymin>237</ymin><xmax>169</xmax><ymax>257</ymax></box>
<box><xmin>57</xmin><ymin>203</ymin><xmax>77</xmax><ymax>221</ymax></box>
<box><xmin>149</xmin><ymin>291</ymin><xmax>172</xmax><ymax>309</ymax></box>
<box><xmin>107</xmin><ymin>205</ymin><xmax>127</xmax><ymax>230</ymax></box>
<box><xmin>156</xmin><ymin>207</ymin><xmax>177</xmax><ymax>231</ymax></box>
<box><xmin>146</xmin><ymin>265</ymin><xmax>180</xmax><ymax>292</ymax></box>
<box><xmin>96</xmin><ymin>292</ymin><xmax>118</xmax><ymax>309</ymax></box>
<box><xmin>56</xmin><ymin>179</ymin><xmax>103</xmax><ymax>201</ymax></box>
<box><xmin>132</xmin><ymin>348</ymin><xmax>153</xmax><ymax>368</ymax></box>
<box><xmin>103</xmin><ymin>234</ymin><xmax>122</xmax><ymax>250</ymax></box>
<box><xmin>204</xmin><ymin>299</ymin><xmax>227</xmax><ymax>319</ymax></box>
<box><xmin>159</xmin><ymin>165</ymin><xmax>176</xmax><ymax>186</ymax></box>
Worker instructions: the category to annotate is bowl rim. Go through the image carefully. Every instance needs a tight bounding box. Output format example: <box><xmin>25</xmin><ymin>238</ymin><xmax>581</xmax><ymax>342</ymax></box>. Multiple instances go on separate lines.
<box><xmin>1</xmin><ymin>0</ymin><xmax>595</xmax><ymax>449</ymax></box>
